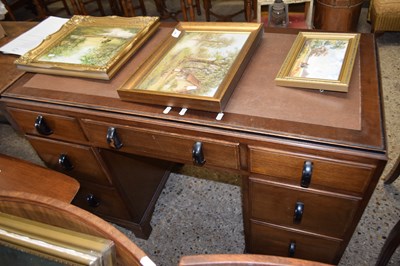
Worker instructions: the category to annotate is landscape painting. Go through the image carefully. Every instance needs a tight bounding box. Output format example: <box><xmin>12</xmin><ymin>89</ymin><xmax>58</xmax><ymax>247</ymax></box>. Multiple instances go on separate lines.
<box><xmin>275</xmin><ymin>32</ymin><xmax>360</xmax><ymax>92</ymax></box>
<box><xmin>15</xmin><ymin>15</ymin><xmax>160</xmax><ymax>79</ymax></box>
<box><xmin>288</xmin><ymin>38</ymin><xmax>349</xmax><ymax>80</ymax></box>
<box><xmin>117</xmin><ymin>22</ymin><xmax>264</xmax><ymax>112</ymax></box>
<box><xmin>135</xmin><ymin>31</ymin><xmax>250</xmax><ymax>98</ymax></box>
<box><xmin>38</xmin><ymin>26</ymin><xmax>139</xmax><ymax>66</ymax></box>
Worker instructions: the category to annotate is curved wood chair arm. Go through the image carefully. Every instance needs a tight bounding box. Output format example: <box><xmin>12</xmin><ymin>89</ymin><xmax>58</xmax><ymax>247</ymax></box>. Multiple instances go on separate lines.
<box><xmin>384</xmin><ymin>154</ymin><xmax>400</xmax><ymax>184</ymax></box>
<box><xmin>0</xmin><ymin>190</ymin><xmax>150</xmax><ymax>266</ymax></box>
<box><xmin>179</xmin><ymin>254</ymin><xmax>333</xmax><ymax>266</ymax></box>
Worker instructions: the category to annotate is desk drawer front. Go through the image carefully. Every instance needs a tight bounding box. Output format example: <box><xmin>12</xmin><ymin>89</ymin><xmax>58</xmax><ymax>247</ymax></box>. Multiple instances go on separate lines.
<box><xmin>82</xmin><ymin>119</ymin><xmax>240</xmax><ymax>170</ymax></box>
<box><xmin>250</xmin><ymin>178</ymin><xmax>359</xmax><ymax>238</ymax></box>
<box><xmin>249</xmin><ymin>146</ymin><xmax>374</xmax><ymax>194</ymax></box>
<box><xmin>7</xmin><ymin>107</ymin><xmax>87</xmax><ymax>142</ymax></box>
<box><xmin>73</xmin><ymin>181</ymin><xmax>131</xmax><ymax>221</ymax></box>
<box><xmin>249</xmin><ymin>221</ymin><xmax>341</xmax><ymax>264</ymax></box>
<box><xmin>27</xmin><ymin>136</ymin><xmax>112</xmax><ymax>186</ymax></box>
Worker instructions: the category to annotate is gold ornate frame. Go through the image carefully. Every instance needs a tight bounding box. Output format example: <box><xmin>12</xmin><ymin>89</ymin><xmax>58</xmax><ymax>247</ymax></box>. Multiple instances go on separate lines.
<box><xmin>0</xmin><ymin>212</ymin><xmax>115</xmax><ymax>265</ymax></box>
<box><xmin>14</xmin><ymin>15</ymin><xmax>160</xmax><ymax>80</ymax></box>
<box><xmin>117</xmin><ymin>22</ymin><xmax>263</xmax><ymax>112</ymax></box>
<box><xmin>275</xmin><ymin>32</ymin><xmax>360</xmax><ymax>92</ymax></box>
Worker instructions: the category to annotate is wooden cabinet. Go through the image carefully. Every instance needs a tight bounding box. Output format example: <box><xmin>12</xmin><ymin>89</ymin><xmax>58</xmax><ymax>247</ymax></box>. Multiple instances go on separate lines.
<box><xmin>6</xmin><ymin>106</ymin><xmax>173</xmax><ymax>239</ymax></box>
<box><xmin>0</xmin><ymin>26</ymin><xmax>387</xmax><ymax>264</ymax></box>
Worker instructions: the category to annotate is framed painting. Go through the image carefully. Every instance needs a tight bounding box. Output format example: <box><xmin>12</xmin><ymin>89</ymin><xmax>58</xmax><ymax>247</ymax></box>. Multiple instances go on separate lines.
<box><xmin>117</xmin><ymin>22</ymin><xmax>263</xmax><ymax>112</ymax></box>
<box><xmin>14</xmin><ymin>15</ymin><xmax>160</xmax><ymax>80</ymax></box>
<box><xmin>0</xmin><ymin>212</ymin><xmax>115</xmax><ymax>265</ymax></box>
<box><xmin>275</xmin><ymin>32</ymin><xmax>360</xmax><ymax>92</ymax></box>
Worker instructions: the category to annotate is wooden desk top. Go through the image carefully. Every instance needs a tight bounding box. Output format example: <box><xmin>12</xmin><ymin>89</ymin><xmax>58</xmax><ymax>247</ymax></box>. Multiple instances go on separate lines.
<box><xmin>0</xmin><ymin>23</ymin><xmax>385</xmax><ymax>153</ymax></box>
<box><xmin>0</xmin><ymin>22</ymin><xmax>37</xmax><ymax>95</ymax></box>
<box><xmin>0</xmin><ymin>154</ymin><xmax>79</xmax><ymax>203</ymax></box>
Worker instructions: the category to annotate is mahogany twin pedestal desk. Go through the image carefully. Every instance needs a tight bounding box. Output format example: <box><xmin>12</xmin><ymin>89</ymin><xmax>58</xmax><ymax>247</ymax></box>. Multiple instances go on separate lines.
<box><xmin>0</xmin><ymin>23</ymin><xmax>387</xmax><ymax>264</ymax></box>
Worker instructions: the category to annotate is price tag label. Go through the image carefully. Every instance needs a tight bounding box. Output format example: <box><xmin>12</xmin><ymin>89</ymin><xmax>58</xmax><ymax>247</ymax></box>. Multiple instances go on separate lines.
<box><xmin>172</xmin><ymin>28</ymin><xmax>181</xmax><ymax>38</ymax></box>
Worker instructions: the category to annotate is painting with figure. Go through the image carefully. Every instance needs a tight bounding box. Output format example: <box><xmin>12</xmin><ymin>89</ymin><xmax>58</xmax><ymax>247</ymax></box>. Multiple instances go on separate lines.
<box><xmin>136</xmin><ymin>31</ymin><xmax>250</xmax><ymax>98</ymax></box>
<box><xmin>289</xmin><ymin>39</ymin><xmax>349</xmax><ymax>80</ymax></box>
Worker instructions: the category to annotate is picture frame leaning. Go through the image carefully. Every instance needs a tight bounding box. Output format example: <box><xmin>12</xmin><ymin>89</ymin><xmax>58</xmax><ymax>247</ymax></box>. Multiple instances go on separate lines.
<box><xmin>14</xmin><ymin>15</ymin><xmax>160</xmax><ymax>80</ymax></box>
<box><xmin>0</xmin><ymin>212</ymin><xmax>116</xmax><ymax>265</ymax></box>
<box><xmin>117</xmin><ymin>22</ymin><xmax>263</xmax><ymax>113</ymax></box>
<box><xmin>275</xmin><ymin>32</ymin><xmax>360</xmax><ymax>92</ymax></box>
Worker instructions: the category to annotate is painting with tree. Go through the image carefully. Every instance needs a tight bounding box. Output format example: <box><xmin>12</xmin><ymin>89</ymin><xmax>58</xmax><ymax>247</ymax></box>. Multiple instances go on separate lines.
<box><xmin>15</xmin><ymin>16</ymin><xmax>160</xmax><ymax>80</ymax></box>
<box><xmin>275</xmin><ymin>32</ymin><xmax>360</xmax><ymax>92</ymax></box>
<box><xmin>118</xmin><ymin>22</ymin><xmax>263</xmax><ymax>112</ymax></box>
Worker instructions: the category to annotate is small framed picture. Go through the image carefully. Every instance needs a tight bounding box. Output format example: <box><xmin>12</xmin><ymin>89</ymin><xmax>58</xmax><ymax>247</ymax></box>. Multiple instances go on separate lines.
<box><xmin>14</xmin><ymin>15</ymin><xmax>160</xmax><ymax>80</ymax></box>
<box><xmin>275</xmin><ymin>32</ymin><xmax>360</xmax><ymax>92</ymax></box>
<box><xmin>117</xmin><ymin>22</ymin><xmax>263</xmax><ymax>112</ymax></box>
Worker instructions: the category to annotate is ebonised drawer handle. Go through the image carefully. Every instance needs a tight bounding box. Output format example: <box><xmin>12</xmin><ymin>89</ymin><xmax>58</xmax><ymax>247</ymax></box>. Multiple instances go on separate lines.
<box><xmin>86</xmin><ymin>194</ymin><xmax>100</xmax><ymax>208</ymax></box>
<box><xmin>293</xmin><ymin>201</ymin><xmax>304</xmax><ymax>224</ymax></box>
<box><xmin>34</xmin><ymin>115</ymin><xmax>53</xmax><ymax>136</ymax></box>
<box><xmin>58</xmin><ymin>154</ymin><xmax>74</xmax><ymax>171</ymax></box>
<box><xmin>192</xmin><ymin>141</ymin><xmax>206</xmax><ymax>166</ymax></box>
<box><xmin>288</xmin><ymin>241</ymin><xmax>296</xmax><ymax>257</ymax></box>
<box><xmin>301</xmin><ymin>161</ymin><xmax>313</xmax><ymax>188</ymax></box>
<box><xmin>106</xmin><ymin>127</ymin><xmax>123</xmax><ymax>150</ymax></box>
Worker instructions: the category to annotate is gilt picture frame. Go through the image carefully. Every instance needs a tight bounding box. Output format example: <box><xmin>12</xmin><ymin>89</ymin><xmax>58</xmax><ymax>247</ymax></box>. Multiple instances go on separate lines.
<box><xmin>0</xmin><ymin>212</ymin><xmax>115</xmax><ymax>265</ymax></box>
<box><xmin>117</xmin><ymin>22</ymin><xmax>263</xmax><ymax>112</ymax></box>
<box><xmin>275</xmin><ymin>32</ymin><xmax>360</xmax><ymax>92</ymax></box>
<box><xmin>14</xmin><ymin>15</ymin><xmax>160</xmax><ymax>80</ymax></box>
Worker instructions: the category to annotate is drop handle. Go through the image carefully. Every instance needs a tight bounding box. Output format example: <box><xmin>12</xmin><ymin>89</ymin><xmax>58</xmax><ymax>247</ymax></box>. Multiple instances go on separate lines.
<box><xmin>58</xmin><ymin>154</ymin><xmax>74</xmax><ymax>171</ymax></box>
<box><xmin>34</xmin><ymin>115</ymin><xmax>53</xmax><ymax>135</ymax></box>
<box><xmin>86</xmin><ymin>194</ymin><xmax>100</xmax><ymax>208</ymax></box>
<box><xmin>288</xmin><ymin>241</ymin><xmax>296</xmax><ymax>257</ymax></box>
<box><xmin>192</xmin><ymin>141</ymin><xmax>206</xmax><ymax>166</ymax></box>
<box><xmin>301</xmin><ymin>161</ymin><xmax>313</xmax><ymax>188</ymax></box>
<box><xmin>293</xmin><ymin>202</ymin><xmax>304</xmax><ymax>224</ymax></box>
<box><xmin>106</xmin><ymin>127</ymin><xmax>123</xmax><ymax>150</ymax></box>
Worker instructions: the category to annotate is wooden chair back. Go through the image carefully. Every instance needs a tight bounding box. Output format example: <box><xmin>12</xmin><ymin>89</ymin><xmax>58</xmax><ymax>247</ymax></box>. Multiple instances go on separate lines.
<box><xmin>0</xmin><ymin>190</ymin><xmax>151</xmax><ymax>266</ymax></box>
<box><xmin>179</xmin><ymin>254</ymin><xmax>333</xmax><ymax>266</ymax></box>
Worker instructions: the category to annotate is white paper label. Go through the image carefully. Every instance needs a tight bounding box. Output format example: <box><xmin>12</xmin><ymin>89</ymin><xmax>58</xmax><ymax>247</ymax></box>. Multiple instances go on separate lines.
<box><xmin>179</xmin><ymin>108</ymin><xmax>188</xmax><ymax>116</ymax></box>
<box><xmin>172</xmin><ymin>28</ymin><xmax>181</xmax><ymax>38</ymax></box>
<box><xmin>163</xmin><ymin>106</ymin><xmax>172</xmax><ymax>114</ymax></box>
<box><xmin>140</xmin><ymin>256</ymin><xmax>156</xmax><ymax>266</ymax></box>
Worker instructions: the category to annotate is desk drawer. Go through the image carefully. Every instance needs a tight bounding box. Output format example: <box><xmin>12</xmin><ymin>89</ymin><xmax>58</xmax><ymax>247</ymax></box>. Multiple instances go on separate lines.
<box><xmin>27</xmin><ymin>136</ymin><xmax>112</xmax><ymax>186</ymax></box>
<box><xmin>249</xmin><ymin>146</ymin><xmax>374</xmax><ymax>194</ymax></box>
<box><xmin>7</xmin><ymin>107</ymin><xmax>87</xmax><ymax>142</ymax></box>
<box><xmin>249</xmin><ymin>220</ymin><xmax>342</xmax><ymax>264</ymax></box>
<box><xmin>82</xmin><ymin>119</ymin><xmax>240</xmax><ymax>170</ymax></box>
<box><xmin>249</xmin><ymin>177</ymin><xmax>359</xmax><ymax>238</ymax></box>
<box><xmin>73</xmin><ymin>181</ymin><xmax>131</xmax><ymax>221</ymax></box>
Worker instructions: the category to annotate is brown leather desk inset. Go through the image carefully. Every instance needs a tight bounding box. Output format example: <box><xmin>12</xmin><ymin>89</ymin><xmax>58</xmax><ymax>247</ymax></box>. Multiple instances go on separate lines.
<box><xmin>0</xmin><ymin>23</ymin><xmax>387</xmax><ymax>264</ymax></box>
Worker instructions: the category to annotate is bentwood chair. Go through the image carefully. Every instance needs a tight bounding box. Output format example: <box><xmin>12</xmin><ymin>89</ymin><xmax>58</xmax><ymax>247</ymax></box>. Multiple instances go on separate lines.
<box><xmin>384</xmin><ymin>154</ymin><xmax>400</xmax><ymax>185</ymax></box>
<box><xmin>119</xmin><ymin>0</ymin><xmax>147</xmax><ymax>16</ymax></box>
<box><xmin>375</xmin><ymin>154</ymin><xmax>400</xmax><ymax>266</ymax></box>
<box><xmin>69</xmin><ymin>0</ymin><xmax>106</xmax><ymax>15</ymax></box>
<box><xmin>1</xmin><ymin>0</ymin><xmax>70</xmax><ymax>20</ymax></box>
<box><xmin>203</xmin><ymin>0</ymin><xmax>254</xmax><ymax>22</ymax></box>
